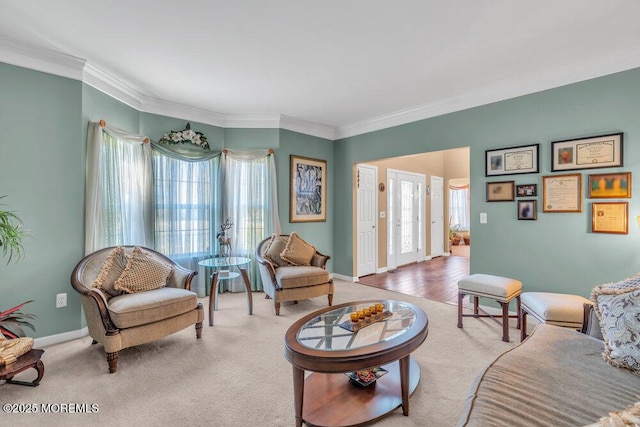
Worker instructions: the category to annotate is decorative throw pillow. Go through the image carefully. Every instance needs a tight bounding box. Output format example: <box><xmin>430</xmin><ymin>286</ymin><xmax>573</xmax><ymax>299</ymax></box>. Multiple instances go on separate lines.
<box><xmin>263</xmin><ymin>234</ymin><xmax>289</xmax><ymax>267</ymax></box>
<box><xmin>93</xmin><ymin>246</ymin><xmax>129</xmax><ymax>299</ymax></box>
<box><xmin>590</xmin><ymin>274</ymin><xmax>640</xmax><ymax>375</ymax></box>
<box><xmin>114</xmin><ymin>247</ymin><xmax>174</xmax><ymax>294</ymax></box>
<box><xmin>280</xmin><ymin>232</ymin><xmax>316</xmax><ymax>266</ymax></box>
<box><xmin>584</xmin><ymin>400</ymin><xmax>640</xmax><ymax>427</ymax></box>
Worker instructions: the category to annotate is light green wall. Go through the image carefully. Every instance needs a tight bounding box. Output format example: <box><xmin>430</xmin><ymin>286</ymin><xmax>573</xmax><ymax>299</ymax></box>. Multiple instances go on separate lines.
<box><xmin>277</xmin><ymin>129</ymin><xmax>334</xmax><ymax>270</ymax></box>
<box><xmin>334</xmin><ymin>67</ymin><xmax>640</xmax><ymax>299</ymax></box>
<box><xmin>0</xmin><ymin>63</ymin><xmax>84</xmax><ymax>337</ymax></box>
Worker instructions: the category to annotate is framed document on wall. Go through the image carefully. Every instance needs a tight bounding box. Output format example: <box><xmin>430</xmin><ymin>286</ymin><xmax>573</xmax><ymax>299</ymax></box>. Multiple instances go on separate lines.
<box><xmin>542</xmin><ymin>174</ymin><xmax>582</xmax><ymax>213</ymax></box>
<box><xmin>592</xmin><ymin>202</ymin><xmax>628</xmax><ymax>234</ymax></box>
<box><xmin>485</xmin><ymin>143</ymin><xmax>539</xmax><ymax>176</ymax></box>
<box><xmin>551</xmin><ymin>133</ymin><xmax>623</xmax><ymax>172</ymax></box>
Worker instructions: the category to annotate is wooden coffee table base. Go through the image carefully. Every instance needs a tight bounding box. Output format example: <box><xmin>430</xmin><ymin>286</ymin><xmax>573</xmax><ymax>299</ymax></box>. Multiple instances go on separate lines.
<box><xmin>0</xmin><ymin>349</ymin><xmax>45</xmax><ymax>387</ymax></box>
<box><xmin>301</xmin><ymin>358</ymin><xmax>420</xmax><ymax>427</ymax></box>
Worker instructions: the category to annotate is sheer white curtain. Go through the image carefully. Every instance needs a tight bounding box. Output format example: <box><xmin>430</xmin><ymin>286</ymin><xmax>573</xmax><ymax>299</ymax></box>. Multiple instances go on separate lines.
<box><xmin>449</xmin><ymin>184</ymin><xmax>470</xmax><ymax>230</ymax></box>
<box><xmin>221</xmin><ymin>150</ymin><xmax>281</xmax><ymax>292</ymax></box>
<box><xmin>85</xmin><ymin>121</ymin><xmax>153</xmax><ymax>254</ymax></box>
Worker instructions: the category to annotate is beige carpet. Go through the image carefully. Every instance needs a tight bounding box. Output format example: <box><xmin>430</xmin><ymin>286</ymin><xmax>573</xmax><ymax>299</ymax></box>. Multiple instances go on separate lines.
<box><xmin>2</xmin><ymin>280</ymin><xmax>520</xmax><ymax>427</ymax></box>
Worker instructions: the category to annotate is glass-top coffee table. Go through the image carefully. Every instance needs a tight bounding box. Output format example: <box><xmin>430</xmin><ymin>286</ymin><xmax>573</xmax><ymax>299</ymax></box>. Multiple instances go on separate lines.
<box><xmin>284</xmin><ymin>300</ymin><xmax>429</xmax><ymax>427</ymax></box>
<box><xmin>198</xmin><ymin>256</ymin><xmax>253</xmax><ymax>326</ymax></box>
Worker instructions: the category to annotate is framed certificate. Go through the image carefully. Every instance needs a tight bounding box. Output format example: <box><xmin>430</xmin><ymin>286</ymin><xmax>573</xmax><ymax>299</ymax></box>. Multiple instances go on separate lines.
<box><xmin>592</xmin><ymin>202</ymin><xmax>628</xmax><ymax>234</ymax></box>
<box><xmin>485</xmin><ymin>143</ymin><xmax>539</xmax><ymax>176</ymax></box>
<box><xmin>542</xmin><ymin>174</ymin><xmax>582</xmax><ymax>213</ymax></box>
<box><xmin>551</xmin><ymin>133</ymin><xmax>623</xmax><ymax>172</ymax></box>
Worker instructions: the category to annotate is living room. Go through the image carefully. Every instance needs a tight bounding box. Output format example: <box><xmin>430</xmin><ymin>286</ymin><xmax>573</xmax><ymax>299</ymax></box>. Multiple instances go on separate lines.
<box><xmin>2</xmin><ymin>2</ymin><xmax>640</xmax><ymax>426</ymax></box>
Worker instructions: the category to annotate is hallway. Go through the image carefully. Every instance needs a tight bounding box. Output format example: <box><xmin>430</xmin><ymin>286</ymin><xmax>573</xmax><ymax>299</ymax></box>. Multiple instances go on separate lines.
<box><xmin>356</xmin><ymin>252</ymin><xmax>470</xmax><ymax>305</ymax></box>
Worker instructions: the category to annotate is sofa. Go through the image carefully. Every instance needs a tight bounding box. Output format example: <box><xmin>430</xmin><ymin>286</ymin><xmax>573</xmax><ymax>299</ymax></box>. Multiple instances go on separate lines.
<box><xmin>458</xmin><ymin>302</ymin><xmax>640</xmax><ymax>426</ymax></box>
<box><xmin>71</xmin><ymin>246</ymin><xmax>204</xmax><ymax>373</ymax></box>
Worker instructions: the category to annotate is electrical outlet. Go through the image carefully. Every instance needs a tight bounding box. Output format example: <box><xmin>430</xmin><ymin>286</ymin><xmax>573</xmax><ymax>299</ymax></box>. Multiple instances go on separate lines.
<box><xmin>56</xmin><ymin>293</ymin><xmax>67</xmax><ymax>308</ymax></box>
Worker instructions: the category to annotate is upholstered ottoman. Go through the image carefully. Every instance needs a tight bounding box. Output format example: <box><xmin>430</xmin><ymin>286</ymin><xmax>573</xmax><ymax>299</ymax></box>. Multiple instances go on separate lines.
<box><xmin>520</xmin><ymin>292</ymin><xmax>592</xmax><ymax>341</ymax></box>
<box><xmin>457</xmin><ymin>274</ymin><xmax>522</xmax><ymax>342</ymax></box>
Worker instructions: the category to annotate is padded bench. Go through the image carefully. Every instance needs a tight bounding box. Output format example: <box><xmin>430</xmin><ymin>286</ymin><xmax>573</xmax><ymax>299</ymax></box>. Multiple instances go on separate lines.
<box><xmin>457</xmin><ymin>274</ymin><xmax>522</xmax><ymax>342</ymax></box>
<box><xmin>520</xmin><ymin>292</ymin><xmax>592</xmax><ymax>341</ymax></box>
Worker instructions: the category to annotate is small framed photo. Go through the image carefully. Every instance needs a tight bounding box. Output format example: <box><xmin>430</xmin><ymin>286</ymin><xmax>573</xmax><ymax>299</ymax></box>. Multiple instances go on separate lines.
<box><xmin>588</xmin><ymin>172</ymin><xmax>631</xmax><ymax>199</ymax></box>
<box><xmin>592</xmin><ymin>202</ymin><xmax>628</xmax><ymax>234</ymax></box>
<box><xmin>542</xmin><ymin>174</ymin><xmax>582</xmax><ymax>213</ymax></box>
<box><xmin>486</xmin><ymin>181</ymin><xmax>515</xmax><ymax>202</ymax></box>
<box><xmin>518</xmin><ymin>200</ymin><xmax>537</xmax><ymax>220</ymax></box>
<box><xmin>290</xmin><ymin>155</ymin><xmax>327</xmax><ymax>223</ymax></box>
<box><xmin>516</xmin><ymin>184</ymin><xmax>537</xmax><ymax>197</ymax></box>
<box><xmin>485</xmin><ymin>143</ymin><xmax>539</xmax><ymax>176</ymax></box>
<box><xmin>551</xmin><ymin>133</ymin><xmax>623</xmax><ymax>172</ymax></box>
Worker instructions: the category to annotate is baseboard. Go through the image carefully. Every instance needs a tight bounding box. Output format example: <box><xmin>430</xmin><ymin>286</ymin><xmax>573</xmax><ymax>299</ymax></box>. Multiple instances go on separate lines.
<box><xmin>34</xmin><ymin>326</ymin><xmax>89</xmax><ymax>348</ymax></box>
<box><xmin>332</xmin><ymin>273</ymin><xmax>357</xmax><ymax>282</ymax></box>
<box><xmin>376</xmin><ymin>267</ymin><xmax>388</xmax><ymax>274</ymax></box>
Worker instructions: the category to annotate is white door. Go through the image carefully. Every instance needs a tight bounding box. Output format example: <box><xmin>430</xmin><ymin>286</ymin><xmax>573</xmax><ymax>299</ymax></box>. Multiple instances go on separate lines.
<box><xmin>357</xmin><ymin>164</ymin><xmax>377</xmax><ymax>277</ymax></box>
<box><xmin>430</xmin><ymin>176</ymin><xmax>444</xmax><ymax>257</ymax></box>
<box><xmin>388</xmin><ymin>169</ymin><xmax>426</xmax><ymax>268</ymax></box>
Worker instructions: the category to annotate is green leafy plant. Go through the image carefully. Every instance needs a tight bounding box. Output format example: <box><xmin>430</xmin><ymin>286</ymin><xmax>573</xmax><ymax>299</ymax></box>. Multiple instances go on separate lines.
<box><xmin>0</xmin><ymin>195</ymin><xmax>26</xmax><ymax>263</ymax></box>
<box><xmin>0</xmin><ymin>195</ymin><xmax>35</xmax><ymax>339</ymax></box>
<box><xmin>0</xmin><ymin>300</ymin><xmax>35</xmax><ymax>339</ymax></box>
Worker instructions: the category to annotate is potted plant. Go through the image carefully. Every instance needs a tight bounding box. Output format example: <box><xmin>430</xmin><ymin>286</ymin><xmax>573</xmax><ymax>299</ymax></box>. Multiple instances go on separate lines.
<box><xmin>0</xmin><ymin>195</ymin><xmax>35</xmax><ymax>339</ymax></box>
<box><xmin>449</xmin><ymin>223</ymin><xmax>462</xmax><ymax>247</ymax></box>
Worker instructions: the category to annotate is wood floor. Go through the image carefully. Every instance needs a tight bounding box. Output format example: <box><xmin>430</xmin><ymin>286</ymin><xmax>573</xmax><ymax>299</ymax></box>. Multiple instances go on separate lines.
<box><xmin>356</xmin><ymin>253</ymin><xmax>469</xmax><ymax>305</ymax></box>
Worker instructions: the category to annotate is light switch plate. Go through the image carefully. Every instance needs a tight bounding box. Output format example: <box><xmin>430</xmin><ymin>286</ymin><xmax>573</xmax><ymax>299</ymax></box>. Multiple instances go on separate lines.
<box><xmin>480</xmin><ymin>212</ymin><xmax>487</xmax><ymax>224</ymax></box>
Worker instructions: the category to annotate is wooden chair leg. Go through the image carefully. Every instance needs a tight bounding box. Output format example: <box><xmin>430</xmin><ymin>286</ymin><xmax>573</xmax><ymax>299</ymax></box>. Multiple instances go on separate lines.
<box><xmin>501</xmin><ymin>302</ymin><xmax>509</xmax><ymax>342</ymax></box>
<box><xmin>328</xmin><ymin>294</ymin><xmax>333</xmax><ymax>306</ymax></box>
<box><xmin>457</xmin><ymin>292</ymin><xmax>464</xmax><ymax>328</ymax></box>
<box><xmin>107</xmin><ymin>352</ymin><xmax>118</xmax><ymax>373</ymax></box>
<box><xmin>516</xmin><ymin>295</ymin><xmax>522</xmax><ymax>330</ymax></box>
<box><xmin>195</xmin><ymin>321</ymin><xmax>203</xmax><ymax>339</ymax></box>
<box><xmin>520</xmin><ymin>310</ymin><xmax>528</xmax><ymax>342</ymax></box>
<box><xmin>473</xmin><ymin>296</ymin><xmax>479</xmax><ymax>317</ymax></box>
<box><xmin>274</xmin><ymin>302</ymin><xmax>281</xmax><ymax>316</ymax></box>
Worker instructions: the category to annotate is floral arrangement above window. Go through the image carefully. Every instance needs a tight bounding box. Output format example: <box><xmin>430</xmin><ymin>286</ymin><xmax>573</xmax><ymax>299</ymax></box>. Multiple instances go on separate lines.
<box><xmin>159</xmin><ymin>122</ymin><xmax>209</xmax><ymax>150</ymax></box>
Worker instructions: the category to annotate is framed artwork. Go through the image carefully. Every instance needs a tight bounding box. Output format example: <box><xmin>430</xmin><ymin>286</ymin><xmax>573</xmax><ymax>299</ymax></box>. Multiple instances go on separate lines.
<box><xmin>518</xmin><ymin>200</ymin><xmax>537</xmax><ymax>220</ymax></box>
<box><xmin>542</xmin><ymin>174</ymin><xmax>582</xmax><ymax>213</ymax></box>
<box><xmin>588</xmin><ymin>172</ymin><xmax>631</xmax><ymax>199</ymax></box>
<box><xmin>290</xmin><ymin>155</ymin><xmax>327</xmax><ymax>223</ymax></box>
<box><xmin>551</xmin><ymin>133</ymin><xmax>623</xmax><ymax>172</ymax></box>
<box><xmin>516</xmin><ymin>184</ymin><xmax>537</xmax><ymax>197</ymax></box>
<box><xmin>592</xmin><ymin>202</ymin><xmax>628</xmax><ymax>234</ymax></box>
<box><xmin>485</xmin><ymin>143</ymin><xmax>539</xmax><ymax>176</ymax></box>
<box><xmin>486</xmin><ymin>181</ymin><xmax>515</xmax><ymax>202</ymax></box>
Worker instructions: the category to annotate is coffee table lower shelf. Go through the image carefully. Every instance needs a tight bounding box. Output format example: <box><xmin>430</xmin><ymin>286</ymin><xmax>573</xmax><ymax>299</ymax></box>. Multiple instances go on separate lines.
<box><xmin>302</xmin><ymin>357</ymin><xmax>420</xmax><ymax>427</ymax></box>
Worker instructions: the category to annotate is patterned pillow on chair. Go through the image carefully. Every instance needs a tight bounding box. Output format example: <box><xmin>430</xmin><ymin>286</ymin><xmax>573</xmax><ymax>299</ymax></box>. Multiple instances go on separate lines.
<box><xmin>114</xmin><ymin>247</ymin><xmax>174</xmax><ymax>294</ymax></box>
<box><xmin>280</xmin><ymin>232</ymin><xmax>316</xmax><ymax>266</ymax></box>
<box><xmin>591</xmin><ymin>274</ymin><xmax>640</xmax><ymax>375</ymax></box>
<box><xmin>93</xmin><ymin>246</ymin><xmax>129</xmax><ymax>299</ymax></box>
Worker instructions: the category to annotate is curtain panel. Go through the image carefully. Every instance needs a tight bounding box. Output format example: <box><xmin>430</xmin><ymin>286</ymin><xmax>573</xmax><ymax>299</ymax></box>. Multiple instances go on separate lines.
<box><xmin>85</xmin><ymin>121</ymin><xmax>153</xmax><ymax>254</ymax></box>
<box><xmin>221</xmin><ymin>149</ymin><xmax>281</xmax><ymax>292</ymax></box>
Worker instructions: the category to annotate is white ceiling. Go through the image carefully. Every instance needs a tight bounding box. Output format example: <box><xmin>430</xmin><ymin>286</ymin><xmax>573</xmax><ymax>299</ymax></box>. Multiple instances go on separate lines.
<box><xmin>2</xmin><ymin>0</ymin><xmax>640</xmax><ymax>139</ymax></box>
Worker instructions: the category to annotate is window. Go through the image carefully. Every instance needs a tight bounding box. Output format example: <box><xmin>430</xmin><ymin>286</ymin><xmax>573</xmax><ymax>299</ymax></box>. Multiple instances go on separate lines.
<box><xmin>153</xmin><ymin>154</ymin><xmax>219</xmax><ymax>263</ymax></box>
<box><xmin>449</xmin><ymin>185</ymin><xmax>470</xmax><ymax>230</ymax></box>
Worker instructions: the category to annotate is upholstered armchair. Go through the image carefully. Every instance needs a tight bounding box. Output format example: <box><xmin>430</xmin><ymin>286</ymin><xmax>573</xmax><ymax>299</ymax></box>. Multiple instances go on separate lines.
<box><xmin>70</xmin><ymin>246</ymin><xmax>204</xmax><ymax>373</ymax></box>
<box><xmin>256</xmin><ymin>233</ymin><xmax>333</xmax><ymax>315</ymax></box>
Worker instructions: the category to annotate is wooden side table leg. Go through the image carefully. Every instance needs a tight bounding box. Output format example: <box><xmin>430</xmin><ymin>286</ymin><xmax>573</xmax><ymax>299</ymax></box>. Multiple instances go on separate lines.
<box><xmin>292</xmin><ymin>366</ymin><xmax>304</xmax><ymax>427</ymax></box>
<box><xmin>239</xmin><ymin>266</ymin><xmax>253</xmax><ymax>315</ymax></box>
<box><xmin>209</xmin><ymin>272</ymin><xmax>219</xmax><ymax>326</ymax></box>
<box><xmin>399</xmin><ymin>355</ymin><xmax>410</xmax><ymax>416</ymax></box>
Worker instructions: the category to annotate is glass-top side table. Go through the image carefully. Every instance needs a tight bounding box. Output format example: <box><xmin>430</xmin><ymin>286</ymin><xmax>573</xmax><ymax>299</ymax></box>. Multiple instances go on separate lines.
<box><xmin>198</xmin><ymin>256</ymin><xmax>253</xmax><ymax>326</ymax></box>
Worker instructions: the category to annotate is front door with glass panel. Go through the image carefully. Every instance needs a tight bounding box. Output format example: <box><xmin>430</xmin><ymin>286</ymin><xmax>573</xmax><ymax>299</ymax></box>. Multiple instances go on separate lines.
<box><xmin>387</xmin><ymin>169</ymin><xmax>425</xmax><ymax>269</ymax></box>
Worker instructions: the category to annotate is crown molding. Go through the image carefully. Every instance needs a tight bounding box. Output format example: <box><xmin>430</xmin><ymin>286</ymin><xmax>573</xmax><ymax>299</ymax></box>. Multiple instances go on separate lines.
<box><xmin>82</xmin><ymin>62</ymin><xmax>144</xmax><ymax>110</ymax></box>
<box><xmin>223</xmin><ymin>114</ymin><xmax>282</xmax><ymax>129</ymax></box>
<box><xmin>0</xmin><ymin>35</ymin><xmax>85</xmax><ymax>80</ymax></box>
<box><xmin>279</xmin><ymin>115</ymin><xmax>335</xmax><ymax>140</ymax></box>
<box><xmin>335</xmin><ymin>46</ymin><xmax>640</xmax><ymax>140</ymax></box>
